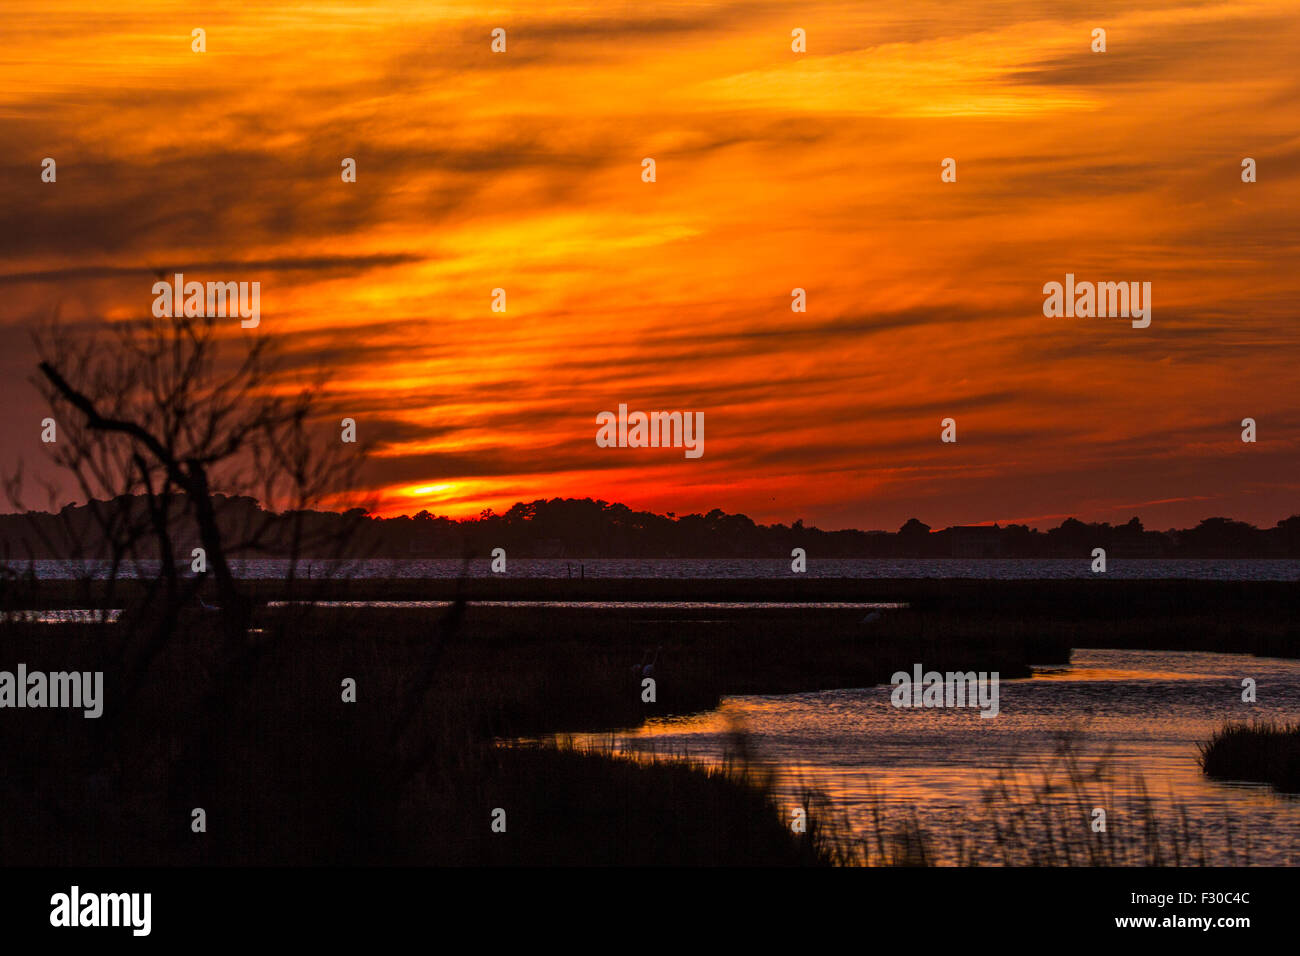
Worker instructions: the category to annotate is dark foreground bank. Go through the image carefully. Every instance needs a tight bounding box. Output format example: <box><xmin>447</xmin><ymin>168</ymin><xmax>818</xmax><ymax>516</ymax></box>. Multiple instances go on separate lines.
<box><xmin>1</xmin><ymin>576</ymin><xmax>1293</xmax><ymax>866</ymax></box>
<box><xmin>0</xmin><ymin>606</ymin><xmax>837</xmax><ymax>866</ymax></box>
<box><xmin>0</xmin><ymin>593</ymin><xmax>1063</xmax><ymax>866</ymax></box>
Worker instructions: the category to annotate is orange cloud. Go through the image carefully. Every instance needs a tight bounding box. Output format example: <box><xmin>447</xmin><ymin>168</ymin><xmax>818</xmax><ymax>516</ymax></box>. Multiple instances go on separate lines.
<box><xmin>1</xmin><ymin>0</ymin><xmax>1297</xmax><ymax>529</ymax></box>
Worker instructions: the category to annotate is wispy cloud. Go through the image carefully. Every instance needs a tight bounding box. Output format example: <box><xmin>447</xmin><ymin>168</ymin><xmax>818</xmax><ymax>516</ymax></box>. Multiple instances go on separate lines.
<box><xmin>1</xmin><ymin>0</ymin><xmax>1297</xmax><ymax>528</ymax></box>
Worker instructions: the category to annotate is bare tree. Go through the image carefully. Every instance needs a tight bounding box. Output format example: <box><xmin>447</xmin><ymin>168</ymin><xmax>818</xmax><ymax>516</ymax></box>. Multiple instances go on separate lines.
<box><xmin>25</xmin><ymin>308</ymin><xmax>368</xmax><ymax>652</ymax></box>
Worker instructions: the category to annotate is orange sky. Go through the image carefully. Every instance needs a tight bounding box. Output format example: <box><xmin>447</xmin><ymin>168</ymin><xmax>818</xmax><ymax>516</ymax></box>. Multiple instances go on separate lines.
<box><xmin>1</xmin><ymin>1</ymin><xmax>1297</xmax><ymax>531</ymax></box>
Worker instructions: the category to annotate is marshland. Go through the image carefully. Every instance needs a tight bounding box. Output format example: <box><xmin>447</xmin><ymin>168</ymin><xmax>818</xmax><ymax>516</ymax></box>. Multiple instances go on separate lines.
<box><xmin>2</xmin><ymin>574</ymin><xmax>1296</xmax><ymax>866</ymax></box>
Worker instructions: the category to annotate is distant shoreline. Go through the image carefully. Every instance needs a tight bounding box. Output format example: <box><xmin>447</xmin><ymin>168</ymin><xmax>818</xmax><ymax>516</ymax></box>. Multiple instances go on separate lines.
<box><xmin>7</xmin><ymin>555</ymin><xmax>1300</xmax><ymax>583</ymax></box>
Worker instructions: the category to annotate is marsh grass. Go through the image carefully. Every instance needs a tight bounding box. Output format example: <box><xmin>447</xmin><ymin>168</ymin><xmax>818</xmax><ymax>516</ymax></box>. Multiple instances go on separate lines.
<box><xmin>0</xmin><ymin>601</ymin><xmax>1266</xmax><ymax>866</ymax></box>
<box><xmin>0</xmin><ymin>611</ymin><xmax>832</xmax><ymax>865</ymax></box>
<box><xmin>1199</xmin><ymin>720</ymin><xmax>1300</xmax><ymax>793</ymax></box>
<box><xmin>568</xmin><ymin>730</ymin><xmax>1252</xmax><ymax>866</ymax></box>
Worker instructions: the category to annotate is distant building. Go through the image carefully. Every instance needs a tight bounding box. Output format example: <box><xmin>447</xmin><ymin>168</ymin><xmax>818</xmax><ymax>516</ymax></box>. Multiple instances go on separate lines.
<box><xmin>948</xmin><ymin>525</ymin><xmax>1004</xmax><ymax>558</ymax></box>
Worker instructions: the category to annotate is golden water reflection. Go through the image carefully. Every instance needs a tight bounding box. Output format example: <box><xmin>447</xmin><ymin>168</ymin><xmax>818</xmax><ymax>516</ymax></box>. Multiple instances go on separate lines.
<box><xmin>547</xmin><ymin>649</ymin><xmax>1300</xmax><ymax>864</ymax></box>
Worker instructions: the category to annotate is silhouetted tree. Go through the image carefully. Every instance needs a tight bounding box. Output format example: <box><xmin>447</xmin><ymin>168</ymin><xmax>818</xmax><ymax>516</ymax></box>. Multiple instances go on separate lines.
<box><xmin>21</xmin><ymin>310</ymin><xmax>365</xmax><ymax>649</ymax></box>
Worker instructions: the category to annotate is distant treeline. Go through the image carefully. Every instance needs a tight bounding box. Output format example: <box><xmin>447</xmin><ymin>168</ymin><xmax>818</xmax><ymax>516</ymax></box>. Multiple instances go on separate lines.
<box><xmin>2</xmin><ymin>495</ymin><xmax>1299</xmax><ymax>561</ymax></box>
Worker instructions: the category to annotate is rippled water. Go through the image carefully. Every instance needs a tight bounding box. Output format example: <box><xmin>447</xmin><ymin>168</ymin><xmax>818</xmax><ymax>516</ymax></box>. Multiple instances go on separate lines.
<box><xmin>1</xmin><ymin>609</ymin><xmax>122</xmax><ymax>623</ymax></box>
<box><xmin>556</xmin><ymin>649</ymin><xmax>1300</xmax><ymax>865</ymax></box>
<box><xmin>18</xmin><ymin>557</ymin><xmax>1300</xmax><ymax>580</ymax></box>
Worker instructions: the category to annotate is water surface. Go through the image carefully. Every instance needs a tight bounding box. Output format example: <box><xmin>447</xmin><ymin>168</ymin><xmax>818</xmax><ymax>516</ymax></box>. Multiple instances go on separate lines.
<box><xmin>554</xmin><ymin>649</ymin><xmax>1300</xmax><ymax>865</ymax></box>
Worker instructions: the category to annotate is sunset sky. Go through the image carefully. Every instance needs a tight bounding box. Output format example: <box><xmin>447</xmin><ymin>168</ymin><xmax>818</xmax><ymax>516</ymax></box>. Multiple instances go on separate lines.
<box><xmin>1</xmin><ymin>0</ymin><xmax>1297</xmax><ymax>531</ymax></box>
